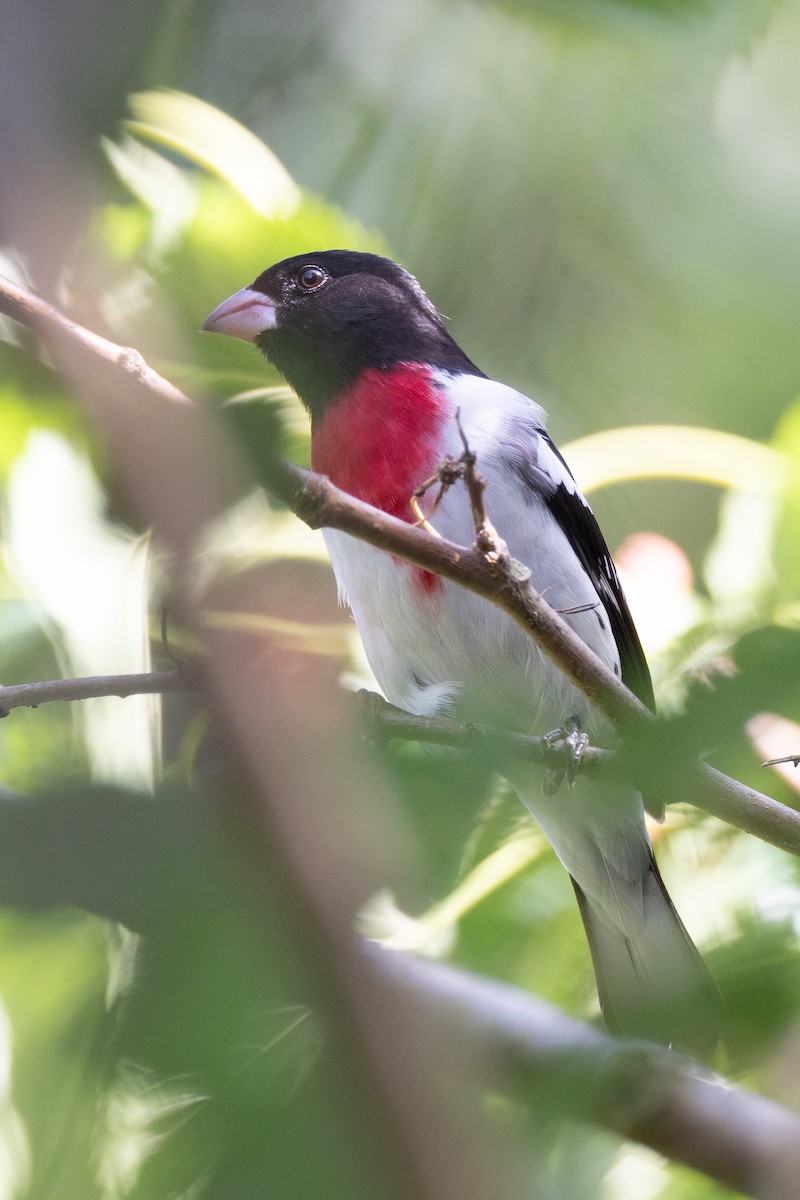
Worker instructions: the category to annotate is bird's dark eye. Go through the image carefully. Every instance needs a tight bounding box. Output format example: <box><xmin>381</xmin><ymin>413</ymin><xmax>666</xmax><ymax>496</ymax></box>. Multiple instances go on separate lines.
<box><xmin>297</xmin><ymin>265</ymin><xmax>327</xmax><ymax>291</ymax></box>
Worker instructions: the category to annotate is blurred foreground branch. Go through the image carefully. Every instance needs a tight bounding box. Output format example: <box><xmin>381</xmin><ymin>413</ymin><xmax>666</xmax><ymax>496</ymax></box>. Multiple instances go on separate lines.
<box><xmin>0</xmin><ymin>768</ymin><xmax>794</xmax><ymax>1198</ymax></box>
<box><xmin>0</xmin><ymin>271</ymin><xmax>799</xmax><ymax>858</ymax></box>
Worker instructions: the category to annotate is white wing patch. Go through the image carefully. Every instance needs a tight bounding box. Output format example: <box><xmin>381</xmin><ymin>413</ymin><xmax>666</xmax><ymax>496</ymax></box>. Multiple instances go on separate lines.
<box><xmin>523</xmin><ymin>430</ymin><xmax>582</xmax><ymax>498</ymax></box>
<box><xmin>431</xmin><ymin>371</ymin><xmax>547</xmax><ymax>458</ymax></box>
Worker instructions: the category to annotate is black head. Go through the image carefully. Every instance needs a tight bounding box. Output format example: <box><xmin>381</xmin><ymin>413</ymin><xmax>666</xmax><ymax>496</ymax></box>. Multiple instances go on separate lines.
<box><xmin>203</xmin><ymin>250</ymin><xmax>483</xmax><ymax>414</ymax></box>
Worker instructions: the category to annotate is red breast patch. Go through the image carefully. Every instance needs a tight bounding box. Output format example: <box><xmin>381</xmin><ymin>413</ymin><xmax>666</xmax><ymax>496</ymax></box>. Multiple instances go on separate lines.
<box><xmin>312</xmin><ymin>363</ymin><xmax>448</xmax><ymax>594</ymax></box>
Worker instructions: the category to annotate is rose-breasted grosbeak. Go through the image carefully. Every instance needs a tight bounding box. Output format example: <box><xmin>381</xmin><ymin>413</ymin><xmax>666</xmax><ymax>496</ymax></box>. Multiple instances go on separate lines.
<box><xmin>204</xmin><ymin>250</ymin><xmax>721</xmax><ymax>1053</ymax></box>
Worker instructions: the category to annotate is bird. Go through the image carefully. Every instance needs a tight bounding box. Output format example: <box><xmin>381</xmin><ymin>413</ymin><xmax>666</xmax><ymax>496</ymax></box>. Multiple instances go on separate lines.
<box><xmin>203</xmin><ymin>250</ymin><xmax>721</xmax><ymax>1054</ymax></box>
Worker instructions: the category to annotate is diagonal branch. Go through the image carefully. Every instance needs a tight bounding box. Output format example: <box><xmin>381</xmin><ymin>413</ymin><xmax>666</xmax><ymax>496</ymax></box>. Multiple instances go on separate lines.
<box><xmin>260</xmin><ymin>456</ymin><xmax>800</xmax><ymax>854</ymax></box>
<box><xmin>370</xmin><ymin>944</ymin><xmax>800</xmax><ymax>1200</ymax></box>
<box><xmin>1</xmin><ymin>271</ymin><xmax>799</xmax><ymax>858</ymax></box>
<box><xmin>269</xmin><ymin>454</ymin><xmax>643</xmax><ymax>726</ymax></box>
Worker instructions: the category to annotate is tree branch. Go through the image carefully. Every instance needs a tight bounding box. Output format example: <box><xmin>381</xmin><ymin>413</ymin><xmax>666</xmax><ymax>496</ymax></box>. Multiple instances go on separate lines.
<box><xmin>254</xmin><ymin>460</ymin><xmax>800</xmax><ymax>856</ymax></box>
<box><xmin>1</xmin><ymin>270</ymin><xmax>799</xmax><ymax>860</ymax></box>
<box><xmin>0</xmin><ymin>667</ymin><xmax>201</xmax><ymax>716</ymax></box>
<box><xmin>0</xmin><ymin>659</ymin><xmax>608</xmax><ymax>771</ymax></box>
<box><xmin>267</xmin><ymin>456</ymin><xmax>645</xmax><ymax>726</ymax></box>
<box><xmin>370</xmin><ymin>944</ymin><xmax>800</xmax><ymax>1200</ymax></box>
<box><xmin>0</xmin><ymin>662</ymin><xmax>603</xmax><ymax>769</ymax></box>
<box><xmin>362</xmin><ymin>691</ymin><xmax>610</xmax><ymax>771</ymax></box>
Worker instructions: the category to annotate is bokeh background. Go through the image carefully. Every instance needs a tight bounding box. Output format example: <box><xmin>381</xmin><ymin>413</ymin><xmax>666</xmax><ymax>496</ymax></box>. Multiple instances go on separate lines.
<box><xmin>3</xmin><ymin>1</ymin><xmax>800</xmax><ymax>1197</ymax></box>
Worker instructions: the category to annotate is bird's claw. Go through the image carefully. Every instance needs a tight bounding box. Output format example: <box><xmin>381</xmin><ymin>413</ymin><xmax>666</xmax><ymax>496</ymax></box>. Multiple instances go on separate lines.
<box><xmin>542</xmin><ymin>717</ymin><xmax>590</xmax><ymax>793</ymax></box>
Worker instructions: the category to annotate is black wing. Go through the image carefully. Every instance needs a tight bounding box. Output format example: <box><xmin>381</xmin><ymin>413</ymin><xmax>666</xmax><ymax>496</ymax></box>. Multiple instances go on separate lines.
<box><xmin>512</xmin><ymin>429</ymin><xmax>655</xmax><ymax>713</ymax></box>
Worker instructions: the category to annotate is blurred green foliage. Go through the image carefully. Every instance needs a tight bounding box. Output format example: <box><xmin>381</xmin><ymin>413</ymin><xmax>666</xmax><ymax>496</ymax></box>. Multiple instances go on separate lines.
<box><xmin>3</xmin><ymin>1</ymin><xmax>800</xmax><ymax>1196</ymax></box>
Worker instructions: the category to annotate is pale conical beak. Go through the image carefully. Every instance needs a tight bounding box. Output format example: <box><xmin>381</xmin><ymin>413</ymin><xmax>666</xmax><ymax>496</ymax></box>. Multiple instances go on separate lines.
<box><xmin>201</xmin><ymin>287</ymin><xmax>278</xmax><ymax>343</ymax></box>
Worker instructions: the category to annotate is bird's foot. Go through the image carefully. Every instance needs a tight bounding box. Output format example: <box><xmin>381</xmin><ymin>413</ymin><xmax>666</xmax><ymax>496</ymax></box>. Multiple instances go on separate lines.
<box><xmin>542</xmin><ymin>716</ymin><xmax>589</xmax><ymax>793</ymax></box>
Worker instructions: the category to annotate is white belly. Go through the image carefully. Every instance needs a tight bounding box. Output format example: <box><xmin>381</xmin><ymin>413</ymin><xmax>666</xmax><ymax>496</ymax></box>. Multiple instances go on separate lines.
<box><xmin>322</xmin><ymin>489</ymin><xmax>616</xmax><ymax>738</ymax></box>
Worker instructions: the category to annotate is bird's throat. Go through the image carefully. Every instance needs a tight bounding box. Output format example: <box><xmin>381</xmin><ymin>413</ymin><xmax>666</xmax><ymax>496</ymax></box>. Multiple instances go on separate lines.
<box><xmin>311</xmin><ymin>364</ymin><xmax>448</xmax><ymax>593</ymax></box>
<box><xmin>312</xmin><ymin>364</ymin><xmax>448</xmax><ymax>519</ymax></box>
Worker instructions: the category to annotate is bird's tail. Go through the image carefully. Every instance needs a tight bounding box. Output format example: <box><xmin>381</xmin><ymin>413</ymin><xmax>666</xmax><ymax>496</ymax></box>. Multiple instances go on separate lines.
<box><xmin>571</xmin><ymin>856</ymin><xmax>722</xmax><ymax>1056</ymax></box>
<box><xmin>507</xmin><ymin>765</ymin><xmax>721</xmax><ymax>1055</ymax></box>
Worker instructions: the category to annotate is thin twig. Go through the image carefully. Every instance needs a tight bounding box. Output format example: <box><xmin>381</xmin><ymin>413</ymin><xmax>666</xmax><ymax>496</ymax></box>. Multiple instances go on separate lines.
<box><xmin>411</xmin><ymin>440</ymin><xmax>473</xmax><ymax>535</ymax></box>
<box><xmin>0</xmin><ymin>667</ymin><xmax>202</xmax><ymax>717</ymax></box>
<box><xmin>763</xmin><ymin>755</ymin><xmax>800</xmax><ymax>768</ymax></box>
